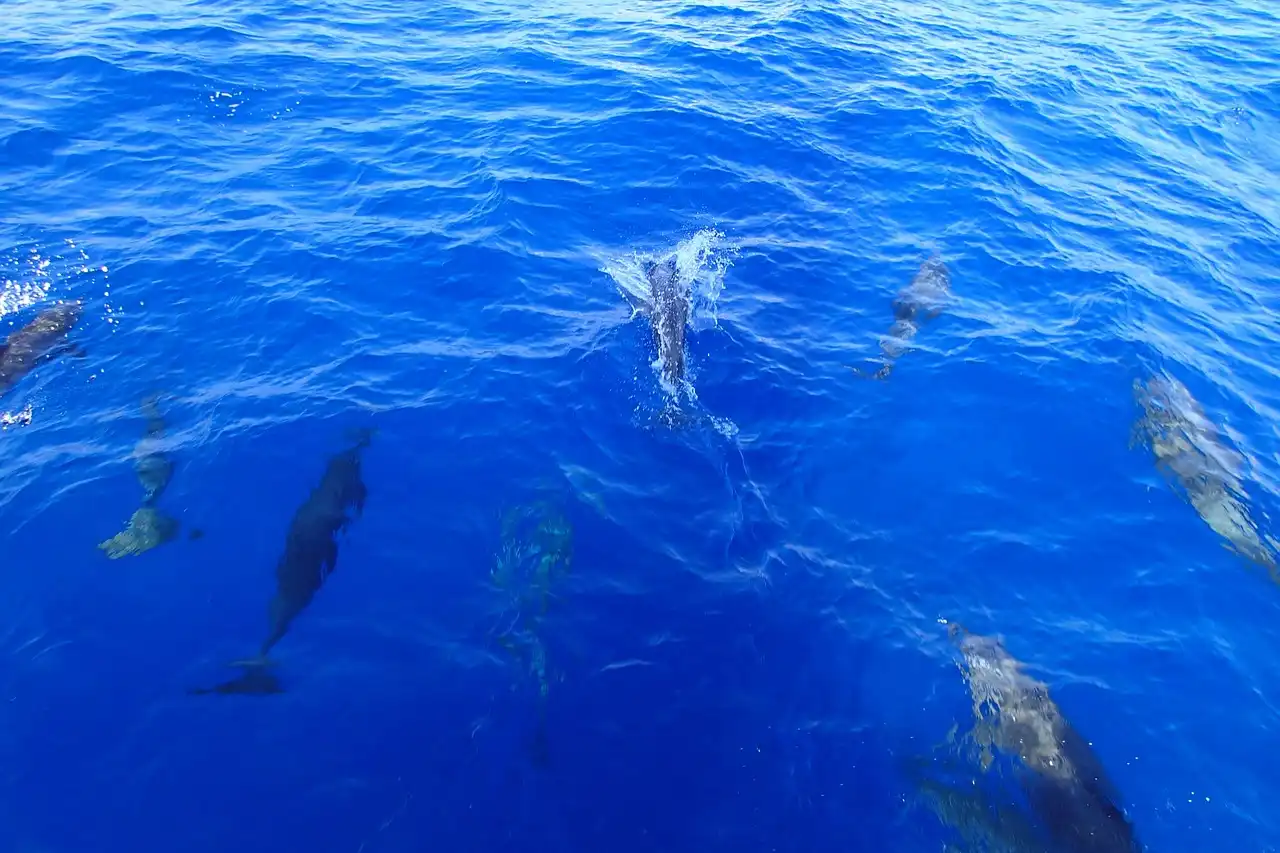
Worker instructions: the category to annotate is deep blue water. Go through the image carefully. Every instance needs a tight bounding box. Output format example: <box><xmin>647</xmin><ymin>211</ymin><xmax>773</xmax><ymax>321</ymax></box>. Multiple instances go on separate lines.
<box><xmin>2</xmin><ymin>0</ymin><xmax>1280</xmax><ymax>851</ymax></box>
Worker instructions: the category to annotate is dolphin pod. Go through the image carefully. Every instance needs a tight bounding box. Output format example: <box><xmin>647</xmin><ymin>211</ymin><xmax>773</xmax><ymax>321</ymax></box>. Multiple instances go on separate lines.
<box><xmin>947</xmin><ymin>624</ymin><xmax>1142</xmax><ymax>853</ymax></box>
<box><xmin>5</xmin><ymin>236</ymin><xmax>1262</xmax><ymax>847</ymax></box>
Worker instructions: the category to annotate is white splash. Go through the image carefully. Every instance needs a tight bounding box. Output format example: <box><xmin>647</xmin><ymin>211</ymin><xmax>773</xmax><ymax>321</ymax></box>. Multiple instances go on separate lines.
<box><xmin>1</xmin><ymin>238</ymin><xmax>114</xmax><ymax>326</ymax></box>
<box><xmin>601</xmin><ymin>228</ymin><xmax>735</xmax><ymax>329</ymax></box>
<box><xmin>600</xmin><ymin>227</ymin><xmax>737</xmax><ymax>406</ymax></box>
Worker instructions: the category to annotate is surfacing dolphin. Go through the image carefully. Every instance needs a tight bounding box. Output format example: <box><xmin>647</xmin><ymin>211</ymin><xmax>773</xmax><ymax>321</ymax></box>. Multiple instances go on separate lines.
<box><xmin>948</xmin><ymin>623</ymin><xmax>1143</xmax><ymax>853</ymax></box>
<box><xmin>1132</xmin><ymin>372</ymin><xmax>1278</xmax><ymax>577</ymax></box>
<box><xmin>0</xmin><ymin>300</ymin><xmax>84</xmax><ymax>396</ymax></box>
<box><xmin>644</xmin><ymin>255</ymin><xmax>690</xmax><ymax>386</ymax></box>
<box><xmin>191</xmin><ymin>428</ymin><xmax>373</xmax><ymax>694</ymax></box>
<box><xmin>852</xmin><ymin>255</ymin><xmax>951</xmax><ymax>380</ymax></box>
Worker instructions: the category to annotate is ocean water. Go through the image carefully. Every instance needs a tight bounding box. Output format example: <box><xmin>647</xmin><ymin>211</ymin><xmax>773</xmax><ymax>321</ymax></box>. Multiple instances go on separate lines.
<box><xmin>2</xmin><ymin>0</ymin><xmax>1279</xmax><ymax>850</ymax></box>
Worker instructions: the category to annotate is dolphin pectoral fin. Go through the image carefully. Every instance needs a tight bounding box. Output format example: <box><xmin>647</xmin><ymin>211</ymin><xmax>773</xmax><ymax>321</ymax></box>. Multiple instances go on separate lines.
<box><xmin>619</xmin><ymin>290</ymin><xmax>653</xmax><ymax>319</ymax></box>
<box><xmin>35</xmin><ymin>342</ymin><xmax>86</xmax><ymax>365</ymax></box>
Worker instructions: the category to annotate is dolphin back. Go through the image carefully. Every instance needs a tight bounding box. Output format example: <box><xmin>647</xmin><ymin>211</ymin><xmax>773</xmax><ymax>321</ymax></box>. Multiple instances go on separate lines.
<box><xmin>645</xmin><ymin>256</ymin><xmax>689</xmax><ymax>383</ymax></box>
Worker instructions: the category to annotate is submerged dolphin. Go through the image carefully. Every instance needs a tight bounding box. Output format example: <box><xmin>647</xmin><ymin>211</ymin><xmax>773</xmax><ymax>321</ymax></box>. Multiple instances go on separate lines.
<box><xmin>0</xmin><ymin>300</ymin><xmax>84</xmax><ymax>395</ymax></box>
<box><xmin>644</xmin><ymin>256</ymin><xmax>690</xmax><ymax>385</ymax></box>
<box><xmin>252</xmin><ymin>428</ymin><xmax>373</xmax><ymax>661</ymax></box>
<box><xmin>949</xmin><ymin>624</ymin><xmax>1143</xmax><ymax>853</ymax></box>
<box><xmin>1132</xmin><ymin>373</ymin><xmax>1278</xmax><ymax>576</ymax></box>
<box><xmin>98</xmin><ymin>394</ymin><xmax>192</xmax><ymax>559</ymax></box>
<box><xmin>853</xmin><ymin>256</ymin><xmax>951</xmax><ymax>379</ymax></box>
<box><xmin>192</xmin><ymin>428</ymin><xmax>373</xmax><ymax>694</ymax></box>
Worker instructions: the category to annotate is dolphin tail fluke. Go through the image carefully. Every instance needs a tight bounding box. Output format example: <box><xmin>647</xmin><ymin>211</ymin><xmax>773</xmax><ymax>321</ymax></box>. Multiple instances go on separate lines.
<box><xmin>227</xmin><ymin>655</ymin><xmax>275</xmax><ymax>668</ymax></box>
<box><xmin>189</xmin><ymin>661</ymin><xmax>285</xmax><ymax>696</ymax></box>
<box><xmin>848</xmin><ymin>363</ymin><xmax>892</xmax><ymax>380</ymax></box>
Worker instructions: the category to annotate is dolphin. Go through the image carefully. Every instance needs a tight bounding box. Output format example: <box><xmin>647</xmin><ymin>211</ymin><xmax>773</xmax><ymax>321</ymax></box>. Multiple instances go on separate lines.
<box><xmin>644</xmin><ymin>256</ymin><xmax>690</xmax><ymax>386</ymax></box>
<box><xmin>0</xmin><ymin>300</ymin><xmax>84</xmax><ymax>395</ymax></box>
<box><xmin>948</xmin><ymin>624</ymin><xmax>1143</xmax><ymax>853</ymax></box>
<box><xmin>98</xmin><ymin>393</ymin><xmax>193</xmax><ymax>559</ymax></box>
<box><xmin>233</xmin><ymin>427</ymin><xmax>373</xmax><ymax>667</ymax></box>
<box><xmin>190</xmin><ymin>429</ymin><xmax>373</xmax><ymax>696</ymax></box>
<box><xmin>1132</xmin><ymin>372</ymin><xmax>1278</xmax><ymax>577</ymax></box>
<box><xmin>186</xmin><ymin>665</ymin><xmax>284</xmax><ymax>696</ymax></box>
<box><xmin>853</xmin><ymin>255</ymin><xmax>951</xmax><ymax>379</ymax></box>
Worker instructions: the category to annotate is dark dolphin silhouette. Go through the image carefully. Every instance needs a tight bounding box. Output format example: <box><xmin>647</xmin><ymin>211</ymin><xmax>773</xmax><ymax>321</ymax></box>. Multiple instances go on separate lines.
<box><xmin>190</xmin><ymin>428</ymin><xmax>373</xmax><ymax>694</ymax></box>
<box><xmin>252</xmin><ymin>428</ymin><xmax>372</xmax><ymax>660</ymax></box>
<box><xmin>853</xmin><ymin>255</ymin><xmax>951</xmax><ymax>379</ymax></box>
<box><xmin>0</xmin><ymin>300</ymin><xmax>84</xmax><ymax>395</ymax></box>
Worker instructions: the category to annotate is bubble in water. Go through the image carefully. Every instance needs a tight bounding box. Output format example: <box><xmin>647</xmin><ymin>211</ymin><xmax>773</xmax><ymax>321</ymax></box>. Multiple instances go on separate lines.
<box><xmin>0</xmin><ymin>403</ymin><xmax>33</xmax><ymax>429</ymax></box>
<box><xmin>0</xmin><ymin>237</ymin><xmax>115</xmax><ymax>327</ymax></box>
